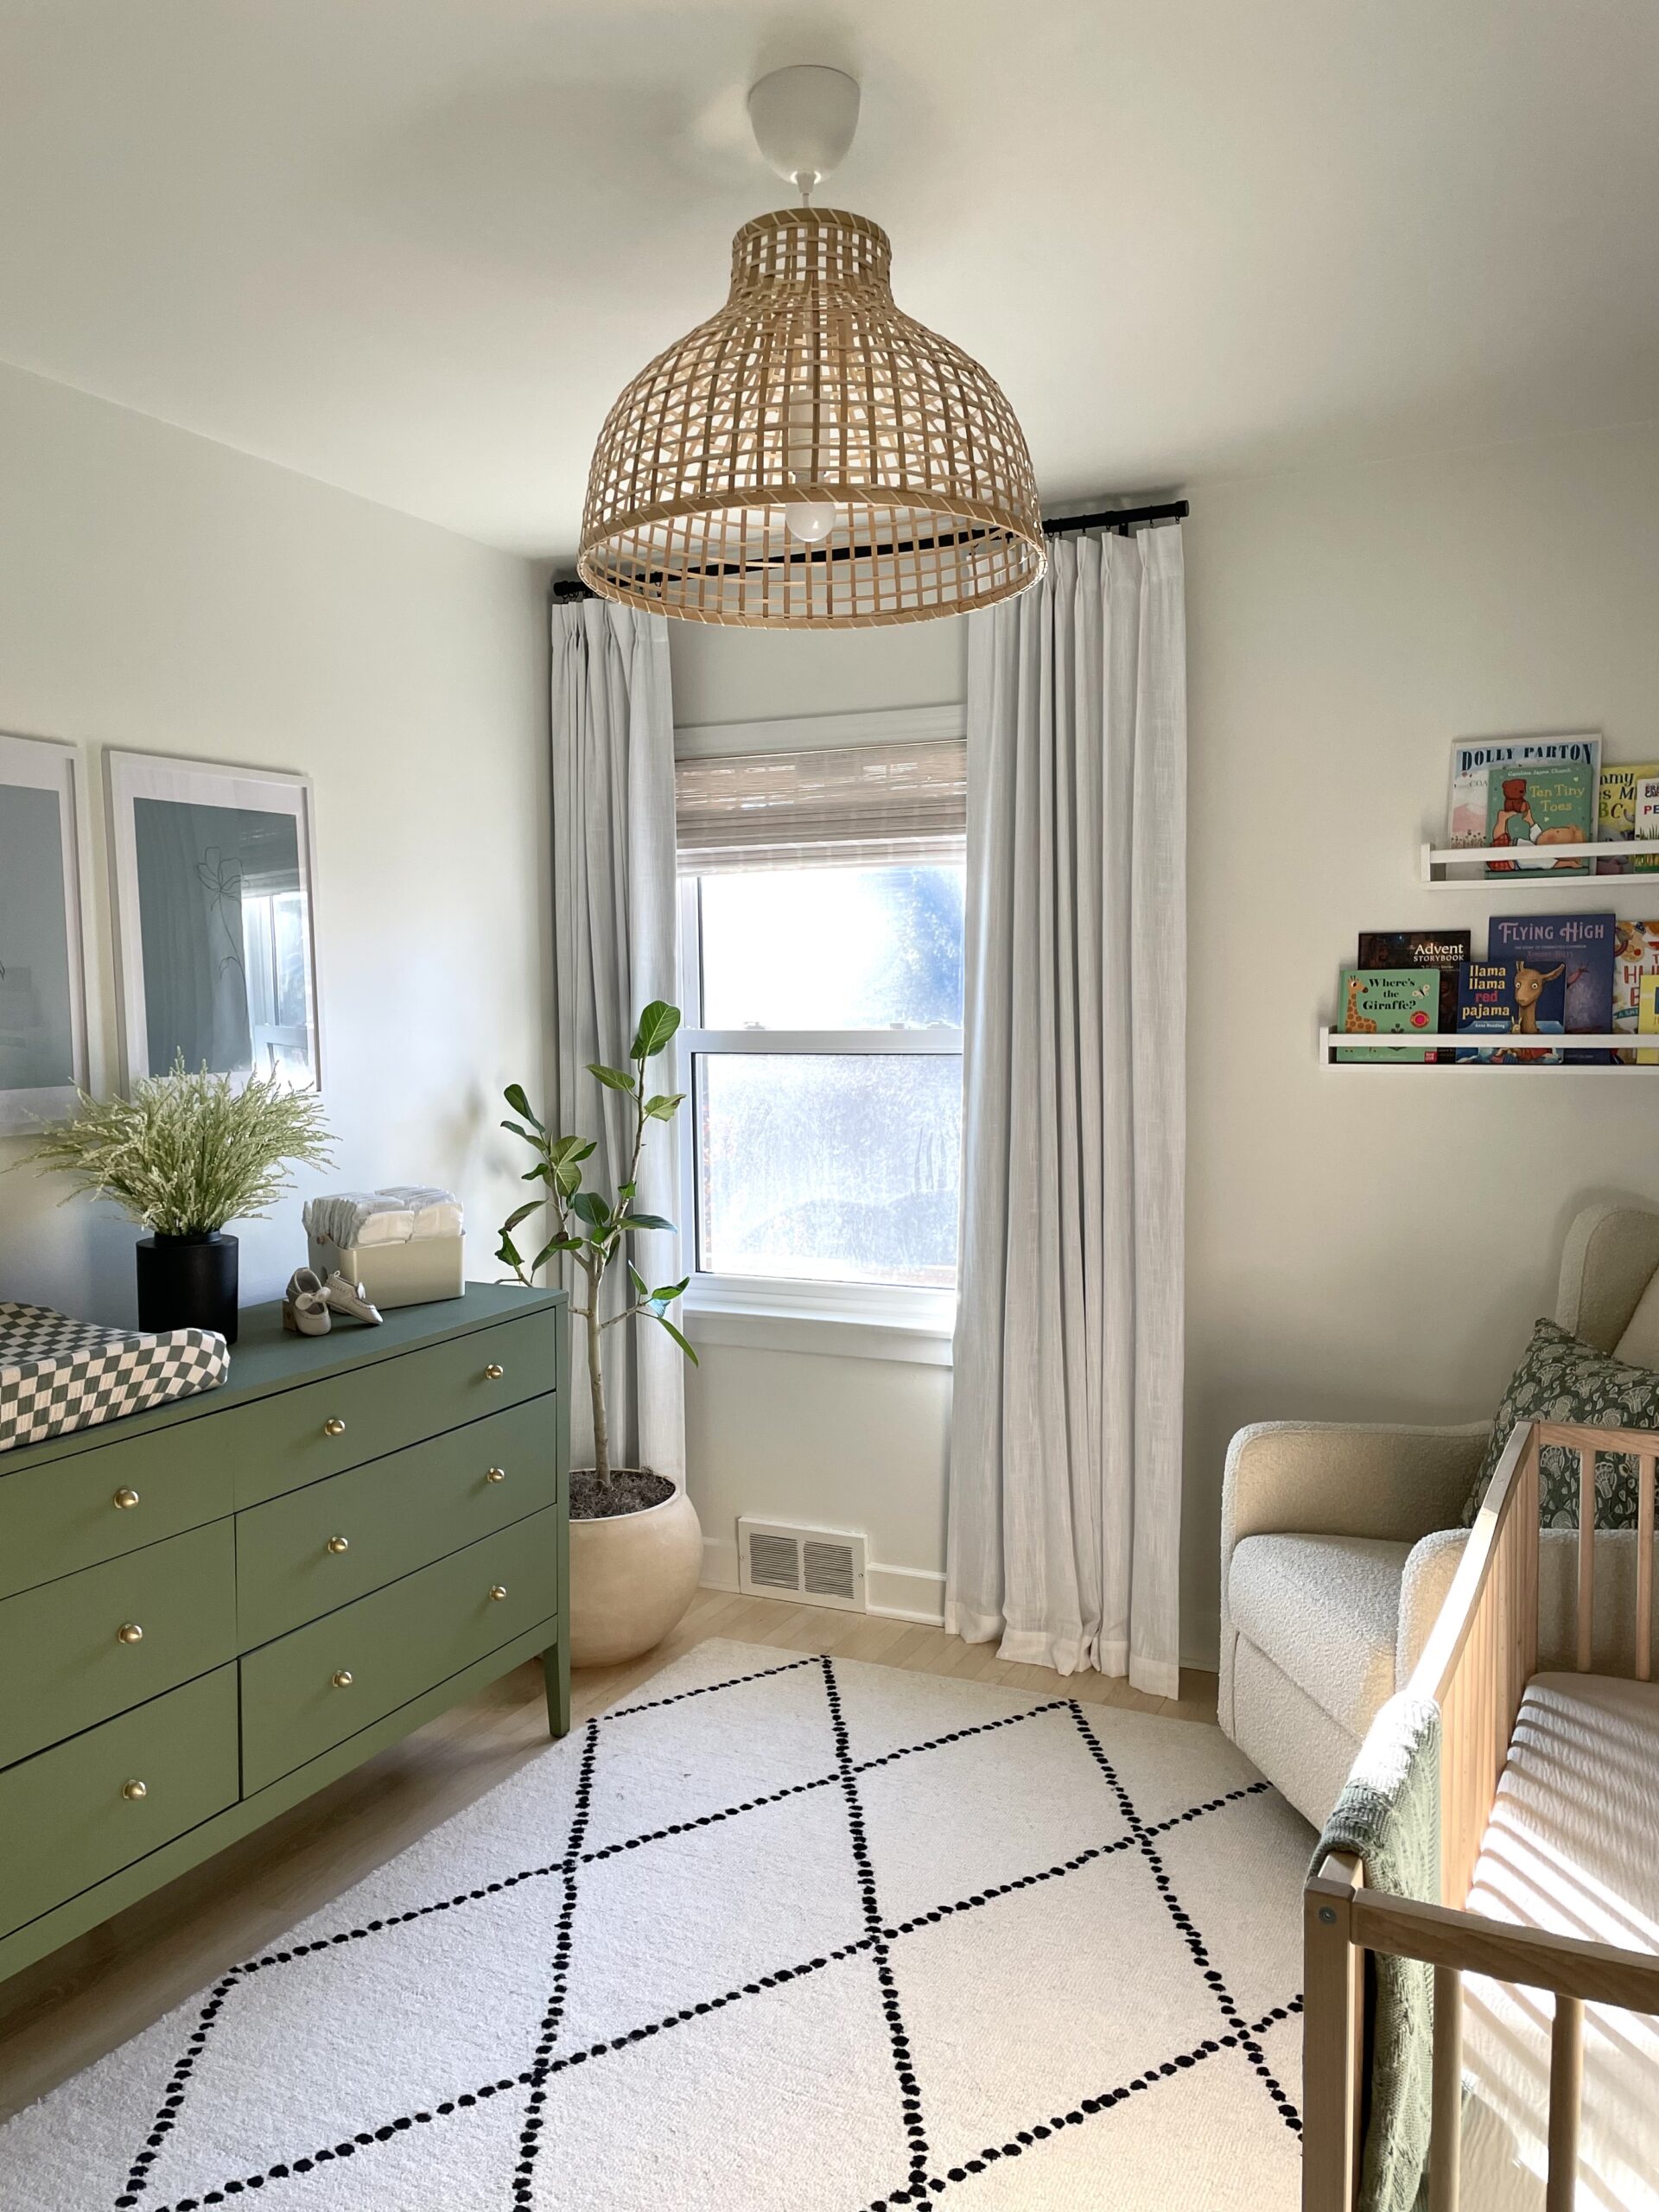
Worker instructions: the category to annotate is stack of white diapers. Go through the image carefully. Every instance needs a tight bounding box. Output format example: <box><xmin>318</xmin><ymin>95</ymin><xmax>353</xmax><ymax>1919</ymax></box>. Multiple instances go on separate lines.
<box><xmin>302</xmin><ymin>1186</ymin><xmax>465</xmax><ymax>1308</ymax></box>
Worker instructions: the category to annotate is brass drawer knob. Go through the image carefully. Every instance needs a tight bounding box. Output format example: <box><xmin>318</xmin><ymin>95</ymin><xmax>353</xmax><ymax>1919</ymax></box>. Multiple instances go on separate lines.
<box><xmin>332</xmin><ymin>1669</ymin><xmax>354</xmax><ymax>1689</ymax></box>
<box><xmin>117</xmin><ymin>1622</ymin><xmax>144</xmax><ymax>1645</ymax></box>
<box><xmin>489</xmin><ymin>1584</ymin><xmax>508</xmax><ymax>1602</ymax></box>
<box><xmin>483</xmin><ymin>1362</ymin><xmax>505</xmax><ymax>1381</ymax></box>
<box><xmin>323</xmin><ymin>1417</ymin><xmax>347</xmax><ymax>1438</ymax></box>
<box><xmin>122</xmin><ymin>1779</ymin><xmax>148</xmax><ymax>1801</ymax></box>
<box><xmin>326</xmin><ymin>1534</ymin><xmax>350</xmax><ymax>1554</ymax></box>
<box><xmin>112</xmin><ymin>1488</ymin><xmax>141</xmax><ymax>1511</ymax></box>
<box><xmin>486</xmin><ymin>1466</ymin><xmax>506</xmax><ymax>1484</ymax></box>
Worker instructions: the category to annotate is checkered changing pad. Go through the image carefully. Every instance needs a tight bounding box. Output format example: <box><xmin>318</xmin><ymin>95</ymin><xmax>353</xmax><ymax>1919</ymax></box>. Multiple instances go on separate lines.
<box><xmin>0</xmin><ymin>1301</ymin><xmax>229</xmax><ymax>1455</ymax></box>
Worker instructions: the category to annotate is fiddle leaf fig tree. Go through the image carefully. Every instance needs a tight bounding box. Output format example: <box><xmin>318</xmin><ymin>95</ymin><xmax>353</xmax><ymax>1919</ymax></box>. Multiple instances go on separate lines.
<box><xmin>497</xmin><ymin>1001</ymin><xmax>693</xmax><ymax>1488</ymax></box>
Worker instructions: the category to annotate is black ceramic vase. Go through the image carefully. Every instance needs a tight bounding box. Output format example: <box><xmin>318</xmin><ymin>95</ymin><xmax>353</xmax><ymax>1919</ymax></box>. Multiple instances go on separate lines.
<box><xmin>136</xmin><ymin>1231</ymin><xmax>239</xmax><ymax>1344</ymax></box>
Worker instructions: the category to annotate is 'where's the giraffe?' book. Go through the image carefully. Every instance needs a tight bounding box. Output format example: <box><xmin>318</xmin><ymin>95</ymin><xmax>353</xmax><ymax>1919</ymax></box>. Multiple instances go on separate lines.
<box><xmin>1336</xmin><ymin>967</ymin><xmax>1440</xmax><ymax>1062</ymax></box>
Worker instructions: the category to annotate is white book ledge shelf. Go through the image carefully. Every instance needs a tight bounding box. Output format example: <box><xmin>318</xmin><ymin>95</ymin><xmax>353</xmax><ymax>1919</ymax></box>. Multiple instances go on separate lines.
<box><xmin>1319</xmin><ymin>1028</ymin><xmax>1653</xmax><ymax>1070</ymax></box>
<box><xmin>1419</xmin><ymin>838</ymin><xmax>1659</xmax><ymax>890</ymax></box>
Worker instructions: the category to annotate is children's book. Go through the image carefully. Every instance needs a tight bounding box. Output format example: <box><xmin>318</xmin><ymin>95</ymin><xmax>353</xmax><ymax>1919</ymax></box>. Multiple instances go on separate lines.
<box><xmin>1485</xmin><ymin>759</ymin><xmax>1595</xmax><ymax>875</ymax></box>
<box><xmin>1336</xmin><ymin>967</ymin><xmax>1439</xmax><ymax>1063</ymax></box>
<box><xmin>1486</xmin><ymin>912</ymin><xmax>1615</xmax><ymax>1063</ymax></box>
<box><xmin>1595</xmin><ymin>762</ymin><xmax>1659</xmax><ymax>872</ymax></box>
<box><xmin>1634</xmin><ymin>775</ymin><xmax>1659</xmax><ymax>863</ymax></box>
<box><xmin>1356</xmin><ymin>931</ymin><xmax>1469</xmax><ymax>1062</ymax></box>
<box><xmin>1454</xmin><ymin>957</ymin><xmax>1565</xmax><ymax>1064</ymax></box>
<box><xmin>1613</xmin><ymin>919</ymin><xmax>1659</xmax><ymax>1064</ymax></box>
<box><xmin>1446</xmin><ymin>733</ymin><xmax>1600</xmax><ymax>849</ymax></box>
<box><xmin>1639</xmin><ymin>975</ymin><xmax>1659</xmax><ymax>1067</ymax></box>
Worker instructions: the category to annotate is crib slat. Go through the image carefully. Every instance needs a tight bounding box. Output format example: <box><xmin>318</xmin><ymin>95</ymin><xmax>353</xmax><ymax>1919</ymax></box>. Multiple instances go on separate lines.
<box><xmin>1639</xmin><ymin>1452</ymin><xmax>1656</xmax><ymax>1684</ymax></box>
<box><xmin>1428</xmin><ymin>1966</ymin><xmax>1463</xmax><ymax>2212</ymax></box>
<box><xmin>1576</xmin><ymin>1448</ymin><xmax>1595</xmax><ymax>1672</ymax></box>
<box><xmin>1546</xmin><ymin>1995</ymin><xmax>1584</xmax><ymax>2212</ymax></box>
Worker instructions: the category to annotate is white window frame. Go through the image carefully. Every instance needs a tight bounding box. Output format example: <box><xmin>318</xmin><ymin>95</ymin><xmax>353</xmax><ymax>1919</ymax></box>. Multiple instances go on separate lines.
<box><xmin>673</xmin><ymin>707</ymin><xmax>964</xmax><ymax>1363</ymax></box>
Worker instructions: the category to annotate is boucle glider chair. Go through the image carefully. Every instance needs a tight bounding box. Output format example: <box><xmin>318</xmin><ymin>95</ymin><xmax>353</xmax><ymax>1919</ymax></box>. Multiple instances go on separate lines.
<box><xmin>1219</xmin><ymin>1203</ymin><xmax>1659</xmax><ymax>1827</ymax></box>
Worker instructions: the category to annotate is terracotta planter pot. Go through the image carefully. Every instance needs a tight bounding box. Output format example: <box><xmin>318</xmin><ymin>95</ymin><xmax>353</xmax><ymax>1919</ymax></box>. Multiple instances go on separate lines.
<box><xmin>568</xmin><ymin>1482</ymin><xmax>702</xmax><ymax>1669</ymax></box>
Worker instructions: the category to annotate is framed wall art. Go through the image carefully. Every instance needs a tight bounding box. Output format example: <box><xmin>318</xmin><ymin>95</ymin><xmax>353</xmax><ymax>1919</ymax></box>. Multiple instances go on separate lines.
<box><xmin>105</xmin><ymin>751</ymin><xmax>321</xmax><ymax>1092</ymax></box>
<box><xmin>0</xmin><ymin>733</ymin><xmax>90</xmax><ymax>1133</ymax></box>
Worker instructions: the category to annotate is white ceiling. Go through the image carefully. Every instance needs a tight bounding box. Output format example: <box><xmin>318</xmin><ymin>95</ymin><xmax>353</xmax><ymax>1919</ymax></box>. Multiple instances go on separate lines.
<box><xmin>2</xmin><ymin>0</ymin><xmax>1656</xmax><ymax>556</ymax></box>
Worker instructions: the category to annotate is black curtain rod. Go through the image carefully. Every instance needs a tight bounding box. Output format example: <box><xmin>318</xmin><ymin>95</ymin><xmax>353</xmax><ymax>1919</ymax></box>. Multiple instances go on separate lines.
<box><xmin>1042</xmin><ymin>500</ymin><xmax>1188</xmax><ymax>538</ymax></box>
<box><xmin>550</xmin><ymin>576</ymin><xmax>596</xmax><ymax>602</ymax></box>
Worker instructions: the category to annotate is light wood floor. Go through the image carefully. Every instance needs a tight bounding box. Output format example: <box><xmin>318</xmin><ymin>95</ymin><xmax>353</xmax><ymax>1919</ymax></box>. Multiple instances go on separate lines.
<box><xmin>0</xmin><ymin>1587</ymin><xmax>1217</xmax><ymax>2121</ymax></box>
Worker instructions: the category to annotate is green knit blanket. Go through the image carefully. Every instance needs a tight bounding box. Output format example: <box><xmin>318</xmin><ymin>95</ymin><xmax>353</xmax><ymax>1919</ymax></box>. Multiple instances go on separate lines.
<box><xmin>1312</xmin><ymin>1694</ymin><xmax>1442</xmax><ymax>2212</ymax></box>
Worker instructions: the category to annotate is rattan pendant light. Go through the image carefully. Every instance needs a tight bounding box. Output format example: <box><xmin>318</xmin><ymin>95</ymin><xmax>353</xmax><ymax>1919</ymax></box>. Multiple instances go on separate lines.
<box><xmin>578</xmin><ymin>66</ymin><xmax>1044</xmax><ymax>628</ymax></box>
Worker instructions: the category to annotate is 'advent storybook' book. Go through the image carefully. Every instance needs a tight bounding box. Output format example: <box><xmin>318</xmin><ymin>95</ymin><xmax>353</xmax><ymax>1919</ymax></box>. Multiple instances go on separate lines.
<box><xmin>1613</xmin><ymin>919</ymin><xmax>1659</xmax><ymax>1064</ymax></box>
<box><xmin>1484</xmin><ymin>758</ymin><xmax>1595</xmax><ymax>875</ymax></box>
<box><xmin>1336</xmin><ymin>967</ymin><xmax>1439</xmax><ymax>1062</ymax></box>
<box><xmin>1487</xmin><ymin>912</ymin><xmax>1615</xmax><ymax>1062</ymax></box>
<box><xmin>1357</xmin><ymin>930</ymin><xmax>1469</xmax><ymax>1063</ymax></box>
<box><xmin>1446</xmin><ymin>733</ymin><xmax>1599</xmax><ymax>849</ymax></box>
<box><xmin>1455</xmin><ymin>957</ymin><xmax>1566</xmax><ymax>1063</ymax></box>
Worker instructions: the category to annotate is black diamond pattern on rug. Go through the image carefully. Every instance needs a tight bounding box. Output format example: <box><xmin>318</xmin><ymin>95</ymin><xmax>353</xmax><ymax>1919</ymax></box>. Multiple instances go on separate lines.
<box><xmin>92</xmin><ymin>1648</ymin><xmax>1304</xmax><ymax>2212</ymax></box>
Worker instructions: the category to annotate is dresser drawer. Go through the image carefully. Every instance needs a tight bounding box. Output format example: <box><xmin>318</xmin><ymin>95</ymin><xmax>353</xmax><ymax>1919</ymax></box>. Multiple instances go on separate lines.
<box><xmin>0</xmin><ymin>1521</ymin><xmax>237</xmax><ymax>1769</ymax></box>
<box><xmin>235</xmin><ymin>1396</ymin><xmax>561</xmax><ymax>1646</ymax></box>
<box><xmin>0</xmin><ymin>1667</ymin><xmax>238</xmax><ymax>1940</ymax></box>
<box><xmin>0</xmin><ymin>1429</ymin><xmax>232</xmax><ymax>1604</ymax></box>
<box><xmin>226</xmin><ymin>1309</ymin><xmax>560</xmax><ymax>1510</ymax></box>
<box><xmin>240</xmin><ymin>1509</ymin><xmax>561</xmax><ymax>1791</ymax></box>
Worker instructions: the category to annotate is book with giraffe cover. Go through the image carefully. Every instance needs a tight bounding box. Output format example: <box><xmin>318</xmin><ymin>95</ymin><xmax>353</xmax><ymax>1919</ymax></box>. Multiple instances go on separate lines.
<box><xmin>1335</xmin><ymin>967</ymin><xmax>1440</xmax><ymax>1062</ymax></box>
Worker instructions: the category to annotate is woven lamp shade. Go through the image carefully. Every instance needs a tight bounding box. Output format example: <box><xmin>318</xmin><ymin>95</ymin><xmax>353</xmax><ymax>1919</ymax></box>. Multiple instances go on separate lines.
<box><xmin>578</xmin><ymin>207</ymin><xmax>1044</xmax><ymax>628</ymax></box>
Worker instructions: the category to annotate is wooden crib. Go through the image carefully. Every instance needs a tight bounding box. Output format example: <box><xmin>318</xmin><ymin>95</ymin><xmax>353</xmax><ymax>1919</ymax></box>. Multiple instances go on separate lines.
<box><xmin>1303</xmin><ymin>1419</ymin><xmax>1659</xmax><ymax>2212</ymax></box>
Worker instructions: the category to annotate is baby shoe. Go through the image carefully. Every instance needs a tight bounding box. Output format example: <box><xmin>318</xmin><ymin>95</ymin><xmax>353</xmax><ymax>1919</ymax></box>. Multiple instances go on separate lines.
<box><xmin>321</xmin><ymin>1272</ymin><xmax>383</xmax><ymax>1327</ymax></box>
<box><xmin>283</xmin><ymin>1268</ymin><xmax>332</xmax><ymax>1336</ymax></box>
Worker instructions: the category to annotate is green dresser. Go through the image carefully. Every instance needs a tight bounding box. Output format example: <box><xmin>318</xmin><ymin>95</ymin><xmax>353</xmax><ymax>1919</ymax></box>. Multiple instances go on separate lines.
<box><xmin>0</xmin><ymin>1282</ymin><xmax>568</xmax><ymax>1985</ymax></box>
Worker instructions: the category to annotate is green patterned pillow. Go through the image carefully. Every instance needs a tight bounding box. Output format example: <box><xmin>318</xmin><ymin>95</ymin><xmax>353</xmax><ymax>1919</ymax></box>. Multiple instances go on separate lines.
<box><xmin>1461</xmin><ymin>1318</ymin><xmax>1657</xmax><ymax>1529</ymax></box>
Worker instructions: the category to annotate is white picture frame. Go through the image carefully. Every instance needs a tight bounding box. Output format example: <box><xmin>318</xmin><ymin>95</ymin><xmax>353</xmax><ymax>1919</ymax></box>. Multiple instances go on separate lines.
<box><xmin>105</xmin><ymin>750</ymin><xmax>322</xmax><ymax>1093</ymax></box>
<box><xmin>0</xmin><ymin>733</ymin><xmax>90</xmax><ymax>1133</ymax></box>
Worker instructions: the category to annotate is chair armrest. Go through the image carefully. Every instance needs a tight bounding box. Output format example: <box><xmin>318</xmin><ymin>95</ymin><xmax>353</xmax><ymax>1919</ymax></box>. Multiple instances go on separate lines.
<box><xmin>1396</xmin><ymin>1528</ymin><xmax>1471</xmax><ymax>1684</ymax></box>
<box><xmin>1223</xmin><ymin>1421</ymin><xmax>1487</xmax><ymax>1557</ymax></box>
<box><xmin>1217</xmin><ymin>1421</ymin><xmax>1486</xmax><ymax>1742</ymax></box>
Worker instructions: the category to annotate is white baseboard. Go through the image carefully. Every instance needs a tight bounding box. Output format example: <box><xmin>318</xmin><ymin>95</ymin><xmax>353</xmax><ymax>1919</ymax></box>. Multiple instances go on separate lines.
<box><xmin>701</xmin><ymin>1534</ymin><xmax>741</xmax><ymax>1591</ymax></box>
<box><xmin>866</xmin><ymin>1562</ymin><xmax>946</xmax><ymax>1624</ymax></box>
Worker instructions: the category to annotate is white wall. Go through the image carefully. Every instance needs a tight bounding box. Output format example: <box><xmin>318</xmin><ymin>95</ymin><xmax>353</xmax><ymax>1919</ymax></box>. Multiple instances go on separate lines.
<box><xmin>1182</xmin><ymin>417</ymin><xmax>1659</xmax><ymax>1657</ymax></box>
<box><xmin>0</xmin><ymin>361</ymin><xmax>548</xmax><ymax>1324</ymax></box>
<box><xmin>674</xmin><ymin>417</ymin><xmax>1659</xmax><ymax>1670</ymax></box>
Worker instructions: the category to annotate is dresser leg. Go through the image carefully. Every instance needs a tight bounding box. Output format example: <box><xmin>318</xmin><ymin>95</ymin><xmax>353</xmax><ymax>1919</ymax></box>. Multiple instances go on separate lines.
<box><xmin>543</xmin><ymin>1639</ymin><xmax>571</xmax><ymax>1739</ymax></box>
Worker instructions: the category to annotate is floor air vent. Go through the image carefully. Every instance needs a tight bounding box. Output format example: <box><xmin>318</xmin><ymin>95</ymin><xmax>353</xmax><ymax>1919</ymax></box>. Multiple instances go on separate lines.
<box><xmin>737</xmin><ymin>1518</ymin><xmax>868</xmax><ymax>1612</ymax></box>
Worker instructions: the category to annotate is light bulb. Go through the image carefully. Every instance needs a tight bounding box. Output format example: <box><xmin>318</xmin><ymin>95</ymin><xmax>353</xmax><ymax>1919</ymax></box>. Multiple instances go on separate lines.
<box><xmin>783</xmin><ymin>381</ymin><xmax>836</xmax><ymax>542</ymax></box>
<box><xmin>785</xmin><ymin>498</ymin><xmax>837</xmax><ymax>543</ymax></box>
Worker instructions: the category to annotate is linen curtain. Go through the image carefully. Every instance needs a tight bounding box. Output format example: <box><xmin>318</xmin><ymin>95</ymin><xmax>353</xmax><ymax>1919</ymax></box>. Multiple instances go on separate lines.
<box><xmin>550</xmin><ymin>595</ymin><xmax>684</xmax><ymax>1485</ymax></box>
<box><xmin>946</xmin><ymin>525</ymin><xmax>1187</xmax><ymax>1697</ymax></box>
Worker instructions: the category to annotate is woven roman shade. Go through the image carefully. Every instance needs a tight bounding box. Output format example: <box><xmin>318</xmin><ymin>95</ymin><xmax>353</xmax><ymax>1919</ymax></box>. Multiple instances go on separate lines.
<box><xmin>675</xmin><ymin>739</ymin><xmax>967</xmax><ymax>875</ymax></box>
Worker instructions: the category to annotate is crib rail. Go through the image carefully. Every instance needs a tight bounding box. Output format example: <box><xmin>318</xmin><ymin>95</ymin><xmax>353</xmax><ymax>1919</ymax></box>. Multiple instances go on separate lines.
<box><xmin>1302</xmin><ymin>1418</ymin><xmax>1659</xmax><ymax>2212</ymax></box>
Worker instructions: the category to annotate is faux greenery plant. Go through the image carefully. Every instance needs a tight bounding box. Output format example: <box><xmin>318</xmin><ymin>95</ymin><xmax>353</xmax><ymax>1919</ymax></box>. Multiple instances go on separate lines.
<box><xmin>497</xmin><ymin>1001</ymin><xmax>693</xmax><ymax>1490</ymax></box>
<box><xmin>24</xmin><ymin>1056</ymin><xmax>334</xmax><ymax>1235</ymax></box>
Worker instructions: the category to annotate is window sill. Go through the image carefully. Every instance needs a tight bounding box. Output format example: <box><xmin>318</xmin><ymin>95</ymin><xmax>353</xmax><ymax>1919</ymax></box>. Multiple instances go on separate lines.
<box><xmin>682</xmin><ymin>1279</ymin><xmax>955</xmax><ymax>1366</ymax></box>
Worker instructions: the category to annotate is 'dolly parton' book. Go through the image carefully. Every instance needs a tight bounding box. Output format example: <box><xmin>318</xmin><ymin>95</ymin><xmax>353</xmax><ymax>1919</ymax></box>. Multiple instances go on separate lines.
<box><xmin>1446</xmin><ymin>732</ymin><xmax>1600</xmax><ymax>848</ymax></box>
<box><xmin>1487</xmin><ymin>912</ymin><xmax>1616</xmax><ymax>1063</ymax></box>
<box><xmin>1356</xmin><ymin>930</ymin><xmax>1470</xmax><ymax>1063</ymax></box>
<box><xmin>1336</xmin><ymin>967</ymin><xmax>1440</xmax><ymax>1063</ymax></box>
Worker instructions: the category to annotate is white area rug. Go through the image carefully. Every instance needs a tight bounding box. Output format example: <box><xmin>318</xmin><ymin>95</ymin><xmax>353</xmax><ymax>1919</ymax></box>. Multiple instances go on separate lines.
<box><xmin>1</xmin><ymin>1640</ymin><xmax>1313</xmax><ymax>2211</ymax></box>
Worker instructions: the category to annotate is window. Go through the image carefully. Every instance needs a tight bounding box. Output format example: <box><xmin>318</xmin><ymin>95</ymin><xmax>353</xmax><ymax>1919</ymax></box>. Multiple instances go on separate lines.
<box><xmin>676</xmin><ymin>732</ymin><xmax>966</xmax><ymax>1320</ymax></box>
